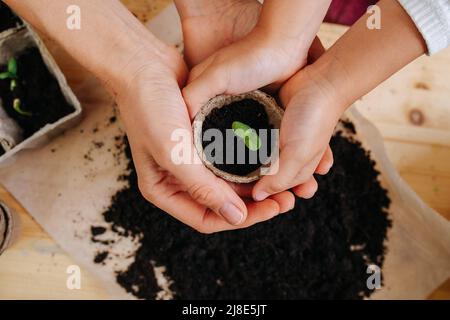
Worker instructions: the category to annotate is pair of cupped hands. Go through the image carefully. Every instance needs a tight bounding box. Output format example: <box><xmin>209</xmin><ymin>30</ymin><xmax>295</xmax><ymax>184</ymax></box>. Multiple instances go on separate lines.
<box><xmin>116</xmin><ymin>0</ymin><xmax>340</xmax><ymax>233</ymax></box>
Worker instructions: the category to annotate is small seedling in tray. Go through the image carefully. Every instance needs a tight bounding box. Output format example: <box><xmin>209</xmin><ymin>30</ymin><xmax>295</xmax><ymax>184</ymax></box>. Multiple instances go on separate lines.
<box><xmin>0</xmin><ymin>57</ymin><xmax>32</xmax><ymax>117</ymax></box>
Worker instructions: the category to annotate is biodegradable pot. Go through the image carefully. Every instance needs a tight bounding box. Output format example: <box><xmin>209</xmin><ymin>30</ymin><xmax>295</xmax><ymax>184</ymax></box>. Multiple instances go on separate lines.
<box><xmin>0</xmin><ymin>202</ymin><xmax>14</xmax><ymax>256</ymax></box>
<box><xmin>193</xmin><ymin>90</ymin><xmax>284</xmax><ymax>183</ymax></box>
<box><xmin>0</xmin><ymin>25</ymin><xmax>82</xmax><ymax>165</ymax></box>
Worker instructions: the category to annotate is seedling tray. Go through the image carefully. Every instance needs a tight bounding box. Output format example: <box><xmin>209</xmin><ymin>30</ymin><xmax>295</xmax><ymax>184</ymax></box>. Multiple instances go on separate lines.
<box><xmin>0</xmin><ymin>25</ymin><xmax>82</xmax><ymax>165</ymax></box>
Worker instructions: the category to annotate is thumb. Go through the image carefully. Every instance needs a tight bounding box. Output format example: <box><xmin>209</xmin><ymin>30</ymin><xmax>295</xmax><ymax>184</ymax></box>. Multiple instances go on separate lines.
<box><xmin>183</xmin><ymin>62</ymin><xmax>230</xmax><ymax>119</ymax></box>
<box><xmin>253</xmin><ymin>145</ymin><xmax>325</xmax><ymax>201</ymax></box>
<box><xmin>166</xmin><ymin>159</ymin><xmax>248</xmax><ymax>226</ymax></box>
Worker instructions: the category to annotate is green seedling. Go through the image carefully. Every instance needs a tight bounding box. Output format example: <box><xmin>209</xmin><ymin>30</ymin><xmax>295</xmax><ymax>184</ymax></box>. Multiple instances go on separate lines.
<box><xmin>10</xmin><ymin>79</ymin><xmax>17</xmax><ymax>91</ymax></box>
<box><xmin>0</xmin><ymin>58</ymin><xmax>18</xmax><ymax>80</ymax></box>
<box><xmin>1</xmin><ymin>58</ymin><xmax>31</xmax><ymax>116</ymax></box>
<box><xmin>13</xmin><ymin>98</ymin><xmax>32</xmax><ymax>117</ymax></box>
<box><xmin>232</xmin><ymin>121</ymin><xmax>262</xmax><ymax>151</ymax></box>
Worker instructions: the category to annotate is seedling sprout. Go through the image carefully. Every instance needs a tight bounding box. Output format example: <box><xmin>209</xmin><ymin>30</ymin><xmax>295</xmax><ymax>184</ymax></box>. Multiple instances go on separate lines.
<box><xmin>0</xmin><ymin>58</ymin><xmax>32</xmax><ymax>116</ymax></box>
<box><xmin>232</xmin><ymin>121</ymin><xmax>262</xmax><ymax>151</ymax></box>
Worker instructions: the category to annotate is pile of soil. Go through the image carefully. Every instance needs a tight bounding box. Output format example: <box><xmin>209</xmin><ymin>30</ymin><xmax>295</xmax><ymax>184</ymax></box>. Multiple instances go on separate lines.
<box><xmin>93</xmin><ymin>125</ymin><xmax>391</xmax><ymax>300</ymax></box>
<box><xmin>0</xmin><ymin>2</ymin><xmax>22</xmax><ymax>32</ymax></box>
<box><xmin>201</xmin><ymin>98</ymin><xmax>272</xmax><ymax>176</ymax></box>
<box><xmin>0</xmin><ymin>48</ymin><xmax>74</xmax><ymax>139</ymax></box>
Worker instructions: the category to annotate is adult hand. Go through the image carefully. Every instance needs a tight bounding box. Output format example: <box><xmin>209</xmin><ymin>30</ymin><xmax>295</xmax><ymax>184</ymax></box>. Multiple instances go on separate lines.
<box><xmin>175</xmin><ymin>0</ymin><xmax>262</xmax><ymax>67</ymax></box>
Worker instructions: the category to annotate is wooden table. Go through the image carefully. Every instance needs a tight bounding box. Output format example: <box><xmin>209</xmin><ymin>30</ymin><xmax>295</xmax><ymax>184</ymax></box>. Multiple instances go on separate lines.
<box><xmin>0</xmin><ymin>0</ymin><xmax>449</xmax><ymax>299</ymax></box>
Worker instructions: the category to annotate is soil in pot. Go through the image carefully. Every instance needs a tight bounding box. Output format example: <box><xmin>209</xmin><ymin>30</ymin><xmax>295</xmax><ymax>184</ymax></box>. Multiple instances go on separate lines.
<box><xmin>91</xmin><ymin>122</ymin><xmax>391</xmax><ymax>300</ymax></box>
<box><xmin>0</xmin><ymin>48</ymin><xmax>74</xmax><ymax>140</ymax></box>
<box><xmin>0</xmin><ymin>3</ymin><xmax>22</xmax><ymax>32</ymax></box>
<box><xmin>201</xmin><ymin>98</ymin><xmax>273</xmax><ymax>176</ymax></box>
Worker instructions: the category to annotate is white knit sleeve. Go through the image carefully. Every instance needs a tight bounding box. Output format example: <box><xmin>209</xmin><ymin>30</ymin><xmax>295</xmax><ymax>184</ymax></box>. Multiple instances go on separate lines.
<box><xmin>397</xmin><ymin>0</ymin><xmax>450</xmax><ymax>55</ymax></box>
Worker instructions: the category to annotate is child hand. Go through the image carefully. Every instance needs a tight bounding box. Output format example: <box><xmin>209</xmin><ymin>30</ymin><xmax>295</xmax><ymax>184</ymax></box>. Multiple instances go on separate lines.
<box><xmin>253</xmin><ymin>65</ymin><xmax>340</xmax><ymax>201</ymax></box>
<box><xmin>182</xmin><ymin>29</ymin><xmax>333</xmax><ymax>199</ymax></box>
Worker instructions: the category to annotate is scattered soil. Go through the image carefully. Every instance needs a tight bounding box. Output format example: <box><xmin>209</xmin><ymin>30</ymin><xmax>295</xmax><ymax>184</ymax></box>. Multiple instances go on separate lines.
<box><xmin>415</xmin><ymin>82</ymin><xmax>430</xmax><ymax>90</ymax></box>
<box><xmin>341</xmin><ymin>119</ymin><xmax>357</xmax><ymax>134</ymax></box>
<box><xmin>91</xmin><ymin>226</ymin><xmax>106</xmax><ymax>237</ymax></box>
<box><xmin>109</xmin><ymin>116</ymin><xmax>117</xmax><ymax>125</ymax></box>
<box><xmin>0</xmin><ymin>48</ymin><xmax>75</xmax><ymax>139</ymax></box>
<box><xmin>201</xmin><ymin>99</ymin><xmax>272</xmax><ymax>176</ymax></box>
<box><xmin>93</xmin><ymin>123</ymin><xmax>391</xmax><ymax>300</ymax></box>
<box><xmin>94</xmin><ymin>251</ymin><xmax>109</xmax><ymax>264</ymax></box>
<box><xmin>0</xmin><ymin>3</ymin><xmax>22</xmax><ymax>32</ymax></box>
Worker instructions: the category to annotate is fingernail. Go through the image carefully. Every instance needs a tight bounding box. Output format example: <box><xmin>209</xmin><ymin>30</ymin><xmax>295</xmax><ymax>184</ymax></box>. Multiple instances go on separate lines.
<box><xmin>254</xmin><ymin>191</ymin><xmax>270</xmax><ymax>202</ymax></box>
<box><xmin>220</xmin><ymin>203</ymin><xmax>244</xmax><ymax>225</ymax></box>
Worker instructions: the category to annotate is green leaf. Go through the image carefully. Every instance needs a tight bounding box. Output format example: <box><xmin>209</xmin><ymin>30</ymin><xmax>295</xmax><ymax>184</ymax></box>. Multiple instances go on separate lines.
<box><xmin>10</xmin><ymin>79</ymin><xmax>17</xmax><ymax>91</ymax></box>
<box><xmin>7</xmin><ymin>58</ymin><xmax>17</xmax><ymax>77</ymax></box>
<box><xmin>13</xmin><ymin>99</ymin><xmax>33</xmax><ymax>117</ymax></box>
<box><xmin>0</xmin><ymin>72</ymin><xmax>12</xmax><ymax>80</ymax></box>
<box><xmin>232</xmin><ymin>121</ymin><xmax>262</xmax><ymax>151</ymax></box>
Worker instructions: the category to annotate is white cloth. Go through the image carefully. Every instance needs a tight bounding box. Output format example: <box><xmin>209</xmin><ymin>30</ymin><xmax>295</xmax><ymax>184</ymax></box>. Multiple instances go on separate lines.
<box><xmin>398</xmin><ymin>0</ymin><xmax>450</xmax><ymax>54</ymax></box>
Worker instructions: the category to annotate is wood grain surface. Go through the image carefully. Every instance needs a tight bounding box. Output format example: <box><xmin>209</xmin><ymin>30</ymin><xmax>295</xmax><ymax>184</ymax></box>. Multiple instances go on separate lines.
<box><xmin>0</xmin><ymin>0</ymin><xmax>448</xmax><ymax>300</ymax></box>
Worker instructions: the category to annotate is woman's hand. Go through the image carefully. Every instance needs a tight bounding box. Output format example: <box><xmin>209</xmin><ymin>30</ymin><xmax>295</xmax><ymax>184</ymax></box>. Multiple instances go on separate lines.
<box><xmin>175</xmin><ymin>0</ymin><xmax>262</xmax><ymax>67</ymax></box>
<box><xmin>253</xmin><ymin>64</ymin><xmax>340</xmax><ymax>201</ymax></box>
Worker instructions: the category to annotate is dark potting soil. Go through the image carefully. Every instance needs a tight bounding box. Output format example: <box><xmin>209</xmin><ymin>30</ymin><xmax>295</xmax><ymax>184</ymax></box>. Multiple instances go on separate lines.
<box><xmin>0</xmin><ymin>47</ymin><xmax>74</xmax><ymax>139</ymax></box>
<box><xmin>0</xmin><ymin>2</ymin><xmax>22</xmax><ymax>32</ymax></box>
<box><xmin>93</xmin><ymin>126</ymin><xmax>391</xmax><ymax>300</ymax></box>
<box><xmin>94</xmin><ymin>251</ymin><xmax>109</xmax><ymax>264</ymax></box>
<box><xmin>201</xmin><ymin>98</ymin><xmax>272</xmax><ymax>176</ymax></box>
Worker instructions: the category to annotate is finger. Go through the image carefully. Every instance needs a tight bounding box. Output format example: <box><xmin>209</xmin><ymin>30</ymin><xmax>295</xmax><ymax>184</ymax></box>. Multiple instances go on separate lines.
<box><xmin>186</xmin><ymin>56</ymin><xmax>215</xmax><ymax>84</ymax></box>
<box><xmin>231</xmin><ymin>181</ymin><xmax>295</xmax><ymax>213</ymax></box>
<box><xmin>292</xmin><ymin>176</ymin><xmax>318</xmax><ymax>199</ymax></box>
<box><xmin>269</xmin><ymin>191</ymin><xmax>295</xmax><ymax>213</ymax></box>
<box><xmin>130</xmin><ymin>145</ymin><xmax>208</xmax><ymax>228</ymax></box>
<box><xmin>183</xmin><ymin>64</ymin><xmax>229</xmax><ymax>119</ymax></box>
<box><xmin>232</xmin><ymin>181</ymin><xmax>295</xmax><ymax>212</ymax></box>
<box><xmin>132</xmin><ymin>144</ymin><xmax>247</xmax><ymax>229</ymax></box>
<box><xmin>315</xmin><ymin>146</ymin><xmax>334</xmax><ymax>175</ymax></box>
<box><xmin>166</xmin><ymin>154</ymin><xmax>248</xmax><ymax>226</ymax></box>
<box><xmin>201</xmin><ymin>198</ymin><xmax>281</xmax><ymax>233</ymax></box>
<box><xmin>253</xmin><ymin>145</ymin><xmax>323</xmax><ymax>201</ymax></box>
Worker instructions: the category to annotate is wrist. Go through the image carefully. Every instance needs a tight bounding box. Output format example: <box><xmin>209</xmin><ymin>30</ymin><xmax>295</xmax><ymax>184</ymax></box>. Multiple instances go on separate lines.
<box><xmin>280</xmin><ymin>62</ymin><xmax>349</xmax><ymax>123</ymax></box>
<box><xmin>246</xmin><ymin>24</ymin><xmax>312</xmax><ymax>70</ymax></box>
<box><xmin>256</xmin><ymin>0</ymin><xmax>331</xmax><ymax>51</ymax></box>
<box><xmin>290</xmin><ymin>0</ymin><xmax>427</xmax><ymax>115</ymax></box>
<box><xmin>305</xmin><ymin>55</ymin><xmax>354</xmax><ymax>113</ymax></box>
<box><xmin>103</xmin><ymin>35</ymin><xmax>184</xmax><ymax>99</ymax></box>
<box><xmin>175</xmin><ymin>0</ymin><xmax>244</xmax><ymax>20</ymax></box>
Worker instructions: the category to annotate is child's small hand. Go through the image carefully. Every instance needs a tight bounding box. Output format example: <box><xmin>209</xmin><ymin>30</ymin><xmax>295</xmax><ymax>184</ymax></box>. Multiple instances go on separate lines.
<box><xmin>253</xmin><ymin>65</ymin><xmax>343</xmax><ymax>201</ymax></box>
